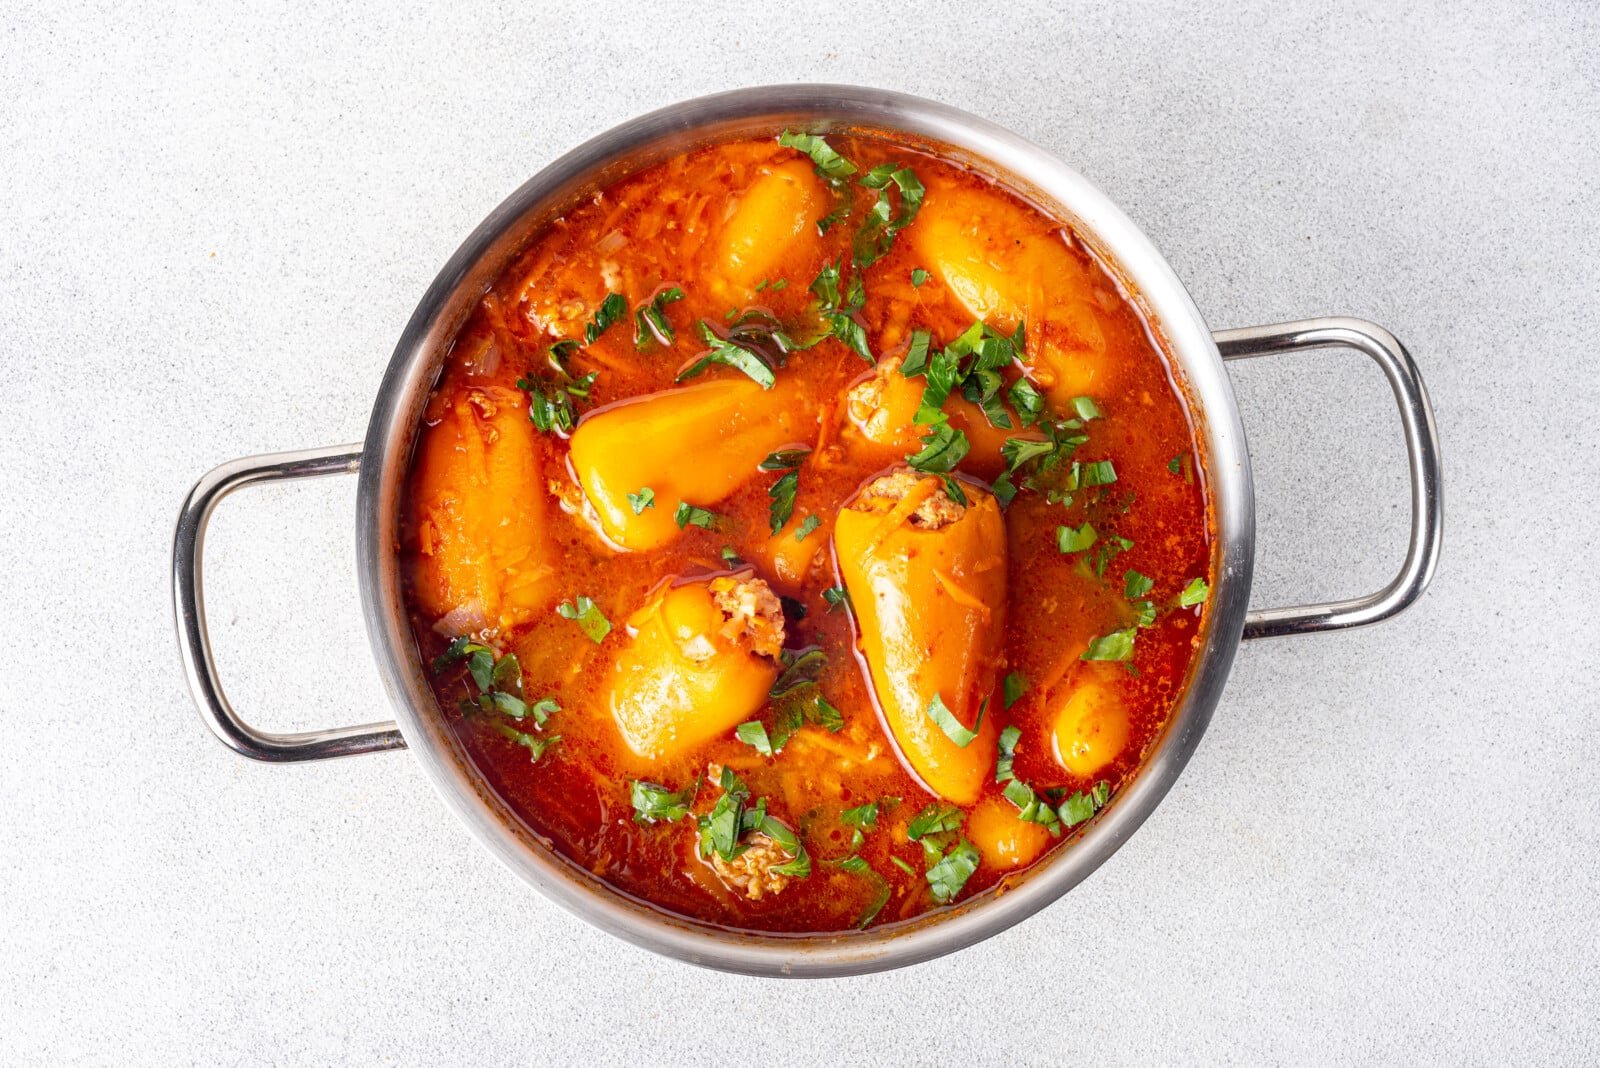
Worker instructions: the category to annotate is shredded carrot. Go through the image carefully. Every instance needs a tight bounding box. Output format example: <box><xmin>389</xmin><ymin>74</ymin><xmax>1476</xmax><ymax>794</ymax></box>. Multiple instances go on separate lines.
<box><xmin>867</xmin><ymin>477</ymin><xmax>944</xmax><ymax>550</ymax></box>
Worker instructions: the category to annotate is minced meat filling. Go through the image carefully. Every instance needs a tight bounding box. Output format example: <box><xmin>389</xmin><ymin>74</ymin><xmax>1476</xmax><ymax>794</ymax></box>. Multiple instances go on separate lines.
<box><xmin>850</xmin><ymin>468</ymin><xmax>967</xmax><ymax>530</ymax></box>
<box><xmin>708</xmin><ymin>573</ymin><xmax>785</xmax><ymax>660</ymax></box>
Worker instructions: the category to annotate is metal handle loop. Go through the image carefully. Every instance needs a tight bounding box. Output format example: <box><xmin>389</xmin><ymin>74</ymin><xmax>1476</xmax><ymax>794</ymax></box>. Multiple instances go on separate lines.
<box><xmin>1214</xmin><ymin>317</ymin><xmax>1443</xmax><ymax>640</ymax></box>
<box><xmin>172</xmin><ymin>444</ymin><xmax>407</xmax><ymax>761</ymax></box>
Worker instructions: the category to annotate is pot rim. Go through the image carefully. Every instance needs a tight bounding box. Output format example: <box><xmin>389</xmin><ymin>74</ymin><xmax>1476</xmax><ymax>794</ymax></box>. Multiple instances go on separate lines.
<box><xmin>354</xmin><ymin>83</ymin><xmax>1254</xmax><ymax>977</ymax></box>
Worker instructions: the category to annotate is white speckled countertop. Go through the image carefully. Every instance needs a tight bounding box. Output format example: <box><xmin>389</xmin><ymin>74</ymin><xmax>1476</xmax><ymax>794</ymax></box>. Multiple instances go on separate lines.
<box><xmin>3</xmin><ymin>0</ymin><xmax>1597</xmax><ymax>1062</ymax></box>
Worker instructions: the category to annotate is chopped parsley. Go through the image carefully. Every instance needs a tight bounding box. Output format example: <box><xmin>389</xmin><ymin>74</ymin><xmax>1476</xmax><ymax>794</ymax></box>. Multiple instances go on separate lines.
<box><xmin>768</xmin><ymin>470</ymin><xmax>799</xmax><ymax>534</ymax></box>
<box><xmin>925</xmin><ymin>840</ymin><xmax>980</xmax><ymax>903</ymax></box>
<box><xmin>777</xmin><ymin>130</ymin><xmax>858</xmax><ymax>182</ymax></box>
<box><xmin>1002</xmin><ymin>671</ymin><xmax>1029</xmax><ymax>710</ymax></box>
<box><xmin>633</xmin><ymin>286</ymin><xmax>685</xmax><ymax>347</ymax></box>
<box><xmin>630</xmin><ymin>779</ymin><xmax>696</xmax><ymax>823</ymax></box>
<box><xmin>822</xmin><ymin>585</ymin><xmax>852</xmax><ymax>613</ymax></box>
<box><xmin>925</xmin><ymin>692</ymin><xmax>987</xmax><ymax>747</ymax></box>
<box><xmin>906</xmin><ymin>422</ymin><xmax>970</xmax><ymax>474</ymax></box>
<box><xmin>1179</xmin><ymin>577</ymin><xmax>1210</xmax><ymax>607</ymax></box>
<box><xmin>1071</xmin><ymin>396</ymin><xmax>1104</xmax><ymax>421</ymax></box>
<box><xmin>1057</xmin><ymin>521</ymin><xmax>1097</xmax><ymax>554</ymax></box>
<box><xmin>673</xmin><ymin>501</ymin><xmax>717</xmax><ymax>530</ymax></box>
<box><xmin>906</xmin><ymin>803</ymin><xmax>964</xmax><ymax>841</ymax></box>
<box><xmin>583</xmin><ymin>292</ymin><xmax>627</xmax><ymax>345</ymax></box>
<box><xmin>759</xmin><ymin>448</ymin><xmax>810</xmax><ymax>471</ymax></box>
<box><xmin>1060</xmin><ymin>781</ymin><xmax>1112</xmax><ymax>827</ymax></box>
<box><xmin>676</xmin><ymin>321</ymin><xmax>778</xmax><ymax>389</ymax></box>
<box><xmin>556</xmin><ymin>595</ymin><xmax>612</xmax><ymax>644</ymax></box>
<box><xmin>854</xmin><ymin>163</ymin><xmax>925</xmax><ymax>268</ymax></box>
<box><xmin>1008</xmin><ymin>377</ymin><xmax>1045</xmax><ymax>428</ymax></box>
<box><xmin>626</xmin><ymin>487</ymin><xmax>655</xmax><ymax>515</ymax></box>
<box><xmin>794</xmin><ymin>514</ymin><xmax>821</xmax><ymax>541</ymax></box>
<box><xmin>1089</xmin><ymin>533</ymin><xmax>1134</xmax><ymax>578</ymax></box>
<box><xmin>1081</xmin><ymin>627</ymin><xmax>1136</xmax><ymax>662</ymax></box>
<box><xmin>735</xmin><ymin>720</ymin><xmax>774</xmax><ymax>756</ymax></box>
<box><xmin>911</xmin><ymin>268</ymin><xmax>931</xmax><ymax>286</ymax></box>
<box><xmin>1124</xmin><ymin>570</ymin><xmax>1154</xmax><ymax>599</ymax></box>
<box><xmin>995</xmin><ymin>724</ymin><xmax>1022</xmax><ymax>782</ymax></box>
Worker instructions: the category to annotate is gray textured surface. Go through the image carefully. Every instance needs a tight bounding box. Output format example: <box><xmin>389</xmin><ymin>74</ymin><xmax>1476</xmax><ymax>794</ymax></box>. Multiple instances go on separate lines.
<box><xmin>3</xmin><ymin>0</ymin><xmax>1598</xmax><ymax>1062</ymax></box>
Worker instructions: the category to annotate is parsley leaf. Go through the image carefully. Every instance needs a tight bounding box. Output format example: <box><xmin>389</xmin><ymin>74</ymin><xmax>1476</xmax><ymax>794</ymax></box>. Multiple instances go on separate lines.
<box><xmin>777</xmin><ymin>130</ymin><xmax>858</xmax><ymax>182</ymax></box>
<box><xmin>906</xmin><ymin>423</ymin><xmax>970</xmax><ymax>473</ymax></box>
<box><xmin>822</xmin><ymin>585</ymin><xmax>852</xmax><ymax>613</ymax></box>
<box><xmin>556</xmin><ymin>596</ymin><xmax>612</xmax><ymax>644</ymax></box>
<box><xmin>735</xmin><ymin>720</ymin><xmax>774</xmax><ymax>756</ymax></box>
<box><xmin>1057</xmin><ymin>522</ymin><xmax>1097</xmax><ymax>554</ymax></box>
<box><xmin>1071</xmin><ymin>396</ymin><xmax>1104</xmax><ymax>421</ymax></box>
<box><xmin>633</xmin><ymin>287</ymin><xmax>685</xmax><ymax>347</ymax></box>
<box><xmin>853</xmin><ymin>163</ymin><xmax>925</xmax><ymax>268</ymax></box>
<box><xmin>770</xmin><ymin>647</ymin><xmax>827</xmax><ymax>699</ymax></box>
<box><xmin>911</xmin><ymin>268</ymin><xmax>931</xmax><ymax>286</ymax></box>
<box><xmin>631</xmin><ymin>779</ymin><xmax>696</xmax><ymax>823</ymax></box>
<box><xmin>1002</xmin><ymin>672</ymin><xmax>1029</xmax><ymax>710</ymax></box>
<box><xmin>584</xmin><ymin>292</ymin><xmax>627</xmax><ymax>345</ymax></box>
<box><xmin>674</xmin><ymin>501</ymin><xmax>717</xmax><ymax>530</ymax></box>
<box><xmin>768</xmin><ymin>470</ymin><xmax>799</xmax><ymax>535</ymax></box>
<box><xmin>926</xmin><ymin>840</ymin><xmax>980</xmax><ymax>903</ymax></box>
<box><xmin>676</xmin><ymin>327</ymin><xmax>777</xmax><ymax>389</ymax></box>
<box><xmin>759</xmin><ymin>448</ymin><xmax>810</xmax><ymax>471</ymax></box>
<box><xmin>794</xmin><ymin>514</ymin><xmax>821</xmax><ymax>541</ymax></box>
<box><xmin>491</xmin><ymin>720</ymin><xmax>560</xmax><ymax>762</ymax></box>
<box><xmin>1008</xmin><ymin>378</ymin><xmax>1045</xmax><ymax>428</ymax></box>
<box><xmin>1124</xmin><ymin>570</ymin><xmax>1154</xmax><ymax>599</ymax></box>
<box><xmin>995</xmin><ymin>724</ymin><xmax>1022</xmax><ymax>782</ymax></box>
<box><xmin>1081</xmin><ymin>628</ymin><xmax>1136</xmax><ymax>662</ymax></box>
<box><xmin>1179</xmin><ymin>577</ymin><xmax>1210</xmax><ymax>607</ymax></box>
<box><xmin>907</xmin><ymin>803</ymin><xmax>964</xmax><ymax>841</ymax></box>
<box><xmin>1060</xmin><ymin>781</ymin><xmax>1112</xmax><ymax>827</ymax></box>
<box><xmin>925</xmin><ymin>693</ymin><xmax>986</xmax><ymax>747</ymax></box>
<box><xmin>626</xmin><ymin>487</ymin><xmax>655</xmax><ymax>515</ymax></box>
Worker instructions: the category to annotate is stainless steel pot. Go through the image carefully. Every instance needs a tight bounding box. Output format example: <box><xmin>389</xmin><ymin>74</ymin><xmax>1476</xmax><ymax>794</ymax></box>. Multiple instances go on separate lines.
<box><xmin>173</xmin><ymin>85</ymin><xmax>1442</xmax><ymax>977</ymax></box>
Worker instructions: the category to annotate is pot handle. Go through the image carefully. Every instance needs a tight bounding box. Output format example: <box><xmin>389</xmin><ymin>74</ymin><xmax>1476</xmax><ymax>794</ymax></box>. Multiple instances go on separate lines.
<box><xmin>173</xmin><ymin>444</ymin><xmax>408</xmax><ymax>762</ymax></box>
<box><xmin>1214</xmin><ymin>317</ymin><xmax>1443</xmax><ymax>640</ymax></box>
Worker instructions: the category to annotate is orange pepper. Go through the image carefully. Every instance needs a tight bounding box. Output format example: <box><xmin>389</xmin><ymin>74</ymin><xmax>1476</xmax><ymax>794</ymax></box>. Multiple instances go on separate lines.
<box><xmin>569</xmin><ymin>376</ymin><xmax>815</xmax><ymax>551</ymax></box>
<box><xmin>709</xmin><ymin>159</ymin><xmax>828</xmax><ymax>301</ymax></box>
<box><xmin>409</xmin><ymin>386</ymin><xmax>555</xmax><ymax>631</ymax></box>
<box><xmin>833</xmin><ymin>475</ymin><xmax>1006</xmax><ymax>803</ymax></box>
<box><xmin>842</xmin><ymin>358</ymin><xmax>1042</xmax><ymax>480</ymax></box>
<box><xmin>605</xmin><ymin>577</ymin><xmax>779</xmax><ymax>760</ymax></box>
<box><xmin>909</xmin><ymin>177</ymin><xmax>1118</xmax><ymax>407</ymax></box>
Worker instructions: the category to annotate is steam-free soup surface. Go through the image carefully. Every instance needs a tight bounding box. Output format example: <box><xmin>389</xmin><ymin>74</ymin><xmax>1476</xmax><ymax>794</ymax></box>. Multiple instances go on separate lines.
<box><xmin>402</xmin><ymin>131</ymin><xmax>1212</xmax><ymax>933</ymax></box>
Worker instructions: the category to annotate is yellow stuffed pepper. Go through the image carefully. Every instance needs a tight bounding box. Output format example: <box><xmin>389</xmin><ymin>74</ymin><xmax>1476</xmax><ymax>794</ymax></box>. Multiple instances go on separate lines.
<box><xmin>606</xmin><ymin>572</ymin><xmax>785</xmax><ymax>760</ymax></box>
<box><xmin>569</xmin><ymin>376</ymin><xmax>814</xmax><ymax>552</ymax></box>
<box><xmin>409</xmin><ymin>385</ymin><xmax>555</xmax><ymax>632</ymax></box>
<box><xmin>833</xmin><ymin>470</ymin><xmax>1006</xmax><ymax>803</ymax></box>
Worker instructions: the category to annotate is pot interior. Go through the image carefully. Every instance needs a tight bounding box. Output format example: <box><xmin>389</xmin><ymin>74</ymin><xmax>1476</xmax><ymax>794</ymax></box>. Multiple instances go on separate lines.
<box><xmin>355</xmin><ymin>84</ymin><xmax>1254</xmax><ymax>976</ymax></box>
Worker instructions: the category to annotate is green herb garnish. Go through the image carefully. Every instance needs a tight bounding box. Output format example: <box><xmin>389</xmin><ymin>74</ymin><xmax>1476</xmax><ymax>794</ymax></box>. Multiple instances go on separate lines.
<box><xmin>1124</xmin><ymin>570</ymin><xmax>1154</xmax><ymax>599</ymax></box>
<box><xmin>925</xmin><ymin>840</ymin><xmax>980</xmax><ymax>903</ymax></box>
<box><xmin>627</xmin><ymin>487</ymin><xmax>655</xmax><ymax>515</ymax></box>
<box><xmin>911</xmin><ymin>268</ymin><xmax>931</xmax><ymax>287</ymax></box>
<box><xmin>584</xmin><ymin>292</ymin><xmax>627</xmax><ymax>345</ymax></box>
<box><xmin>1057</xmin><ymin>522</ymin><xmax>1097</xmax><ymax>554</ymax></box>
<box><xmin>556</xmin><ymin>596</ymin><xmax>612</xmax><ymax>644</ymax></box>
<box><xmin>768</xmin><ymin>470</ymin><xmax>799</xmax><ymax>534</ymax></box>
<box><xmin>633</xmin><ymin>286</ymin><xmax>685</xmax><ymax>347</ymax></box>
<box><xmin>1179</xmin><ymin>577</ymin><xmax>1209</xmax><ymax>607</ymax></box>
<box><xmin>794</xmin><ymin>514</ymin><xmax>821</xmax><ymax>541</ymax></box>
<box><xmin>630</xmin><ymin>779</ymin><xmax>696</xmax><ymax>824</ymax></box>
<box><xmin>735</xmin><ymin>721</ymin><xmax>774</xmax><ymax>756</ymax></box>
<box><xmin>1081</xmin><ymin>628</ymin><xmax>1136</xmax><ymax>662</ymax></box>
<box><xmin>925</xmin><ymin>692</ymin><xmax>986</xmax><ymax>747</ymax></box>
<box><xmin>1002</xmin><ymin>672</ymin><xmax>1029</xmax><ymax>710</ymax></box>
<box><xmin>777</xmin><ymin>130</ymin><xmax>858</xmax><ymax>182</ymax></box>
<box><xmin>674</xmin><ymin>501</ymin><xmax>717</xmax><ymax>530</ymax></box>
